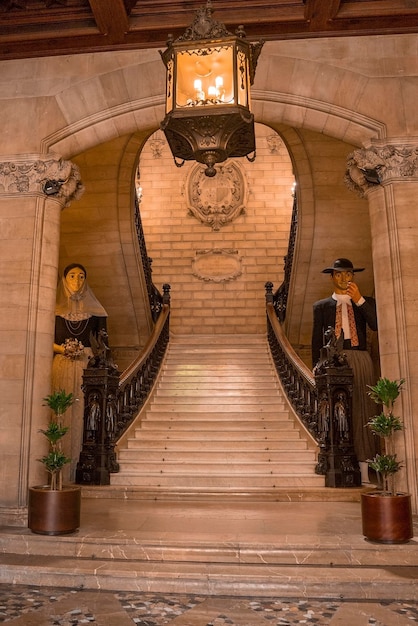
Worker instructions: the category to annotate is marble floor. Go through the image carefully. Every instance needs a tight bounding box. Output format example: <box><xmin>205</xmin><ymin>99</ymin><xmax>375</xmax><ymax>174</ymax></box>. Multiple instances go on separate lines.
<box><xmin>1</xmin><ymin>497</ymin><xmax>418</xmax><ymax>624</ymax></box>
<box><xmin>1</xmin><ymin>585</ymin><xmax>418</xmax><ymax>625</ymax></box>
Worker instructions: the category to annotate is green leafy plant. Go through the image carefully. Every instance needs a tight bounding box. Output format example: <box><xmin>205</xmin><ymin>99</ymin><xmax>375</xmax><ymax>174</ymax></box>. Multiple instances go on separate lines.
<box><xmin>39</xmin><ymin>390</ymin><xmax>74</xmax><ymax>490</ymax></box>
<box><xmin>367</xmin><ymin>377</ymin><xmax>405</xmax><ymax>495</ymax></box>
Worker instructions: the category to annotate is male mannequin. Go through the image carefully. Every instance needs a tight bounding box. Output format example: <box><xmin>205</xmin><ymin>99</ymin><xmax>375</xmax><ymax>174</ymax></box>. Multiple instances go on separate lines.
<box><xmin>312</xmin><ymin>258</ymin><xmax>379</xmax><ymax>484</ymax></box>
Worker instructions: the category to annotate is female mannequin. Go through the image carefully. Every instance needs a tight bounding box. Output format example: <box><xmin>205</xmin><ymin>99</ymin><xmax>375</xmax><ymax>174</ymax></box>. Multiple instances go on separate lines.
<box><xmin>52</xmin><ymin>263</ymin><xmax>107</xmax><ymax>481</ymax></box>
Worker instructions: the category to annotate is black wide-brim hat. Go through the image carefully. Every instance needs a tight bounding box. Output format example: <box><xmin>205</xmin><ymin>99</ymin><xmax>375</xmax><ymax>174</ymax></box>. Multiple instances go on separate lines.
<box><xmin>322</xmin><ymin>258</ymin><xmax>365</xmax><ymax>274</ymax></box>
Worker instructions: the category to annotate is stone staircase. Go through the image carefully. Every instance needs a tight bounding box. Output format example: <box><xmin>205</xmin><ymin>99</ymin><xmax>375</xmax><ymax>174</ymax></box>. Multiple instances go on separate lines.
<box><xmin>110</xmin><ymin>334</ymin><xmax>324</xmax><ymax>496</ymax></box>
<box><xmin>2</xmin><ymin>334</ymin><xmax>415</xmax><ymax>598</ymax></box>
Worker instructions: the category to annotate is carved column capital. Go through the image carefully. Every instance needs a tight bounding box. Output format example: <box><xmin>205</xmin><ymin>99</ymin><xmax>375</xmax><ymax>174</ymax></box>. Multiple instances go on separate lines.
<box><xmin>345</xmin><ymin>142</ymin><xmax>418</xmax><ymax>197</ymax></box>
<box><xmin>0</xmin><ymin>154</ymin><xmax>84</xmax><ymax>206</ymax></box>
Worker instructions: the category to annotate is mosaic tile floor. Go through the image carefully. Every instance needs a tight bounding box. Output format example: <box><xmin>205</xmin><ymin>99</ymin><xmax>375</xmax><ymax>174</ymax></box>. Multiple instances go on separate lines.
<box><xmin>0</xmin><ymin>585</ymin><xmax>417</xmax><ymax>625</ymax></box>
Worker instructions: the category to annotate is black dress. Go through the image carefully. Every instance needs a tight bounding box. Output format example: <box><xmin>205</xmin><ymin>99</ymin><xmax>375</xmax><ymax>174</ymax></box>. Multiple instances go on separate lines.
<box><xmin>52</xmin><ymin>315</ymin><xmax>107</xmax><ymax>481</ymax></box>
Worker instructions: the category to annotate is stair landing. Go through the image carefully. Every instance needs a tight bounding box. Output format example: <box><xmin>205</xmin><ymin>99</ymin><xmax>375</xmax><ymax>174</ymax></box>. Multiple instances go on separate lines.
<box><xmin>1</xmin><ymin>498</ymin><xmax>416</xmax><ymax>598</ymax></box>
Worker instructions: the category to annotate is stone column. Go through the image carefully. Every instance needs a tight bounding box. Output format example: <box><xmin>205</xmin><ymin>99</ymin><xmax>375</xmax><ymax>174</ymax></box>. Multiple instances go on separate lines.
<box><xmin>0</xmin><ymin>154</ymin><xmax>83</xmax><ymax>526</ymax></box>
<box><xmin>346</xmin><ymin>141</ymin><xmax>418</xmax><ymax>512</ymax></box>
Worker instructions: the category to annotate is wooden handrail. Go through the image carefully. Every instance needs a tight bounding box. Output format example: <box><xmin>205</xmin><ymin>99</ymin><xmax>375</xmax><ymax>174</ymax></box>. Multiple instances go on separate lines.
<box><xmin>120</xmin><ymin>304</ymin><xmax>169</xmax><ymax>387</ymax></box>
<box><xmin>266</xmin><ymin>302</ymin><xmax>318</xmax><ymax>440</ymax></box>
<box><xmin>266</xmin><ymin>298</ymin><xmax>361</xmax><ymax>487</ymax></box>
<box><xmin>76</xmin><ymin>303</ymin><xmax>170</xmax><ymax>485</ymax></box>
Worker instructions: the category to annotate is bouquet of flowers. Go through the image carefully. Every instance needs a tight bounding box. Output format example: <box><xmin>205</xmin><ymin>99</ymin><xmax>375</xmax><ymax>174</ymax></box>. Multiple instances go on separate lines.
<box><xmin>63</xmin><ymin>338</ymin><xmax>85</xmax><ymax>360</ymax></box>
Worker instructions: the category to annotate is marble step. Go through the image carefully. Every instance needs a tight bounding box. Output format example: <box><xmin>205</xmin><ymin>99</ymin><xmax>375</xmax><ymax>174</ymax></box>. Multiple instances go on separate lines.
<box><xmin>165</xmin><ymin>360</ymin><xmax>273</xmax><ymax>369</ymax></box>
<box><xmin>144</xmin><ymin>409</ymin><xmax>288</xmax><ymax>418</ymax></box>
<box><xmin>157</xmin><ymin>376</ymin><xmax>284</xmax><ymax>388</ymax></box>
<box><xmin>114</xmin><ymin>450</ymin><xmax>315</xmax><ymax>468</ymax></box>
<box><xmin>118</xmin><ymin>451</ymin><xmax>315</xmax><ymax>462</ymax></box>
<box><xmin>1</xmin><ymin>554</ymin><xmax>416</xmax><ymax>599</ymax></box>
<box><xmin>164</xmin><ymin>359</ymin><xmax>273</xmax><ymax>367</ymax></box>
<box><xmin>169</xmin><ymin>334</ymin><xmax>266</xmax><ymax>344</ymax></box>
<box><xmin>2</xmin><ymin>523</ymin><xmax>416</xmax><ymax>566</ymax></box>
<box><xmin>163</xmin><ymin>368</ymin><xmax>274</xmax><ymax>375</ymax></box>
<box><xmin>136</xmin><ymin>425</ymin><xmax>306</xmax><ymax>438</ymax></box>
<box><xmin>167</xmin><ymin>346</ymin><xmax>271</xmax><ymax>354</ymax></box>
<box><xmin>139</xmin><ymin>420</ymin><xmax>297</xmax><ymax>430</ymax></box>
<box><xmin>161</xmin><ymin>369</ymin><xmax>276</xmax><ymax>377</ymax></box>
<box><xmin>166</xmin><ymin>353</ymin><xmax>272</xmax><ymax>361</ymax></box>
<box><xmin>81</xmin><ymin>485</ymin><xmax>364</xmax><ymax>502</ymax></box>
<box><xmin>110</xmin><ymin>474</ymin><xmax>325</xmax><ymax>487</ymax></box>
<box><xmin>150</xmin><ymin>396</ymin><xmax>283</xmax><ymax>405</ymax></box>
<box><xmin>149</xmin><ymin>394</ymin><xmax>285</xmax><ymax>403</ymax></box>
<box><xmin>125</xmin><ymin>438</ymin><xmax>309</xmax><ymax>449</ymax></box>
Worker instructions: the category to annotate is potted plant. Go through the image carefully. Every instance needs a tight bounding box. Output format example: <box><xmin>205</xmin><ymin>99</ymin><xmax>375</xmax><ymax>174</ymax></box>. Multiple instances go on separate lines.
<box><xmin>28</xmin><ymin>389</ymin><xmax>81</xmax><ymax>535</ymax></box>
<box><xmin>361</xmin><ymin>377</ymin><xmax>413</xmax><ymax>544</ymax></box>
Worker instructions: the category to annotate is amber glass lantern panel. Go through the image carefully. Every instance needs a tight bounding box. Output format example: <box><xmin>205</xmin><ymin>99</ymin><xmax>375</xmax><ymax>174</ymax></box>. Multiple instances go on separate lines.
<box><xmin>165</xmin><ymin>57</ymin><xmax>174</xmax><ymax>114</ymax></box>
<box><xmin>175</xmin><ymin>45</ymin><xmax>235</xmax><ymax>108</ymax></box>
<box><xmin>236</xmin><ymin>47</ymin><xmax>250</xmax><ymax>108</ymax></box>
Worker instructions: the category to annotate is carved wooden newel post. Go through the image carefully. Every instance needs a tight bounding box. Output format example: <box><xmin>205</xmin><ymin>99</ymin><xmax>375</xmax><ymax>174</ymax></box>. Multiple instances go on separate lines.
<box><xmin>314</xmin><ymin>330</ymin><xmax>361</xmax><ymax>488</ymax></box>
<box><xmin>75</xmin><ymin>332</ymin><xmax>120</xmax><ymax>485</ymax></box>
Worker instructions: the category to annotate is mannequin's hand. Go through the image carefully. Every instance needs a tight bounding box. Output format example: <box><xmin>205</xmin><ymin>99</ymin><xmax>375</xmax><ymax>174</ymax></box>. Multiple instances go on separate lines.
<box><xmin>346</xmin><ymin>281</ymin><xmax>362</xmax><ymax>303</ymax></box>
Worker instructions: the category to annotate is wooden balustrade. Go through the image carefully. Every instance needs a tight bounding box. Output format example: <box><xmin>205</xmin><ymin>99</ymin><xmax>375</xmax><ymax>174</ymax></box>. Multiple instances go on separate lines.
<box><xmin>75</xmin><ymin>294</ymin><xmax>170</xmax><ymax>486</ymax></box>
<box><xmin>266</xmin><ymin>288</ymin><xmax>361</xmax><ymax>487</ymax></box>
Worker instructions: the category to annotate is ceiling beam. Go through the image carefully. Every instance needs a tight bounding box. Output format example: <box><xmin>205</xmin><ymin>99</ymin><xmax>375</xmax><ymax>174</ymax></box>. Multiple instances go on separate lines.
<box><xmin>304</xmin><ymin>0</ymin><xmax>342</xmax><ymax>27</ymax></box>
<box><xmin>0</xmin><ymin>0</ymin><xmax>418</xmax><ymax>61</ymax></box>
<box><xmin>88</xmin><ymin>0</ymin><xmax>129</xmax><ymax>42</ymax></box>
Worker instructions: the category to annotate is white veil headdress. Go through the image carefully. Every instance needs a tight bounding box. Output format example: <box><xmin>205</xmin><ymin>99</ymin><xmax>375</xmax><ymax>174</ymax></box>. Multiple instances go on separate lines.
<box><xmin>55</xmin><ymin>266</ymin><xmax>108</xmax><ymax>321</ymax></box>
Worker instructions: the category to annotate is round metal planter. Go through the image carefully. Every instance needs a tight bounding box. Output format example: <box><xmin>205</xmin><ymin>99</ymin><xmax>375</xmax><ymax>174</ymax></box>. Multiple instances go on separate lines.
<box><xmin>361</xmin><ymin>491</ymin><xmax>413</xmax><ymax>544</ymax></box>
<box><xmin>28</xmin><ymin>485</ymin><xmax>81</xmax><ymax>535</ymax></box>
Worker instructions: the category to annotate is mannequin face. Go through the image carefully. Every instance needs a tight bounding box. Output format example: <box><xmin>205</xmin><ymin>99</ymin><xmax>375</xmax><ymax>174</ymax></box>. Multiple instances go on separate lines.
<box><xmin>331</xmin><ymin>270</ymin><xmax>354</xmax><ymax>294</ymax></box>
<box><xmin>65</xmin><ymin>267</ymin><xmax>86</xmax><ymax>293</ymax></box>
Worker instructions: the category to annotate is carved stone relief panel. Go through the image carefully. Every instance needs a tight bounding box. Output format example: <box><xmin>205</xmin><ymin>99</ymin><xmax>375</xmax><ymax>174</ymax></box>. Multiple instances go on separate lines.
<box><xmin>266</xmin><ymin>134</ymin><xmax>286</xmax><ymax>155</ymax></box>
<box><xmin>345</xmin><ymin>142</ymin><xmax>418</xmax><ymax>197</ymax></box>
<box><xmin>0</xmin><ymin>155</ymin><xmax>84</xmax><ymax>206</ymax></box>
<box><xmin>185</xmin><ymin>161</ymin><xmax>247</xmax><ymax>230</ymax></box>
<box><xmin>192</xmin><ymin>248</ymin><xmax>242</xmax><ymax>283</ymax></box>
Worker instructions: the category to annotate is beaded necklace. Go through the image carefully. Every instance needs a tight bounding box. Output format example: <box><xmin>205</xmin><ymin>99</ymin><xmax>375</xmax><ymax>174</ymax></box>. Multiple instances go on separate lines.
<box><xmin>64</xmin><ymin>318</ymin><xmax>90</xmax><ymax>337</ymax></box>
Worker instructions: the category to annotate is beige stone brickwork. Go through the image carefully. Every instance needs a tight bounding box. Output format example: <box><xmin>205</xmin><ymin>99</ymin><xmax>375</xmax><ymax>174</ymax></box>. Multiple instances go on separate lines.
<box><xmin>138</xmin><ymin>123</ymin><xmax>295</xmax><ymax>335</ymax></box>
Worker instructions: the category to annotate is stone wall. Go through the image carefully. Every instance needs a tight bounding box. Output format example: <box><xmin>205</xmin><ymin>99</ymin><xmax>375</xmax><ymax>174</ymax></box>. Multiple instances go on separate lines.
<box><xmin>138</xmin><ymin>123</ymin><xmax>295</xmax><ymax>335</ymax></box>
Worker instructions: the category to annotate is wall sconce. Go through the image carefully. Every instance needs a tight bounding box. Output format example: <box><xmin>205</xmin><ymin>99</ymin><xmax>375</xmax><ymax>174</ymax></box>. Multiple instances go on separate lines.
<box><xmin>42</xmin><ymin>179</ymin><xmax>63</xmax><ymax>196</ymax></box>
<box><xmin>160</xmin><ymin>1</ymin><xmax>263</xmax><ymax>177</ymax></box>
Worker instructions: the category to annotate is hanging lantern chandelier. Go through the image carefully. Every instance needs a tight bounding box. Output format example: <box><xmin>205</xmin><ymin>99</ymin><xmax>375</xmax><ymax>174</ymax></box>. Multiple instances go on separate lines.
<box><xmin>160</xmin><ymin>1</ymin><xmax>264</xmax><ymax>177</ymax></box>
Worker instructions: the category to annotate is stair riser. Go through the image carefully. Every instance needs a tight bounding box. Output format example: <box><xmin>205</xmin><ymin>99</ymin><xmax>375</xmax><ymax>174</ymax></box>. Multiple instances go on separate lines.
<box><xmin>5</xmin><ymin>534</ymin><xmax>412</xmax><ymax>566</ymax></box>
<box><xmin>119</xmin><ymin>452</ymin><xmax>315</xmax><ymax>463</ymax></box>
<box><xmin>157</xmin><ymin>383</ymin><xmax>280</xmax><ymax>390</ymax></box>
<box><xmin>110</xmin><ymin>475</ymin><xmax>325</xmax><ymax>487</ymax></box>
<box><xmin>2</xmin><ymin>561</ymin><xmax>416</xmax><ymax>599</ymax></box>
<box><xmin>167</xmin><ymin>354</ymin><xmax>272</xmax><ymax>360</ymax></box>
<box><xmin>163</xmin><ymin>370</ymin><xmax>275</xmax><ymax>378</ymax></box>
<box><xmin>140</xmin><ymin>421</ymin><xmax>297</xmax><ymax>430</ymax></box>
<box><xmin>145</xmin><ymin>411</ymin><xmax>288</xmax><ymax>418</ymax></box>
<box><xmin>134</xmin><ymin>432</ymin><xmax>302</xmax><ymax>441</ymax></box>
<box><xmin>126</xmin><ymin>439</ymin><xmax>309</xmax><ymax>450</ymax></box>
<box><xmin>152</xmin><ymin>398</ymin><xmax>285</xmax><ymax>406</ymax></box>
<box><xmin>116</xmin><ymin>461</ymin><xmax>317</xmax><ymax>471</ymax></box>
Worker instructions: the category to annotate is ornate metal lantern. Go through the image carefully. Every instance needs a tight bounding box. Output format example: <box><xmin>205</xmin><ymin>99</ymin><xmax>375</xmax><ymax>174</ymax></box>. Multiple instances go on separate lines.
<box><xmin>160</xmin><ymin>1</ymin><xmax>264</xmax><ymax>177</ymax></box>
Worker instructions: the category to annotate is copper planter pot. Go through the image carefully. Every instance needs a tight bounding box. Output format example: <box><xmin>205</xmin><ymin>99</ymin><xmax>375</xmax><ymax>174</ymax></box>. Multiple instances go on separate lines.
<box><xmin>361</xmin><ymin>491</ymin><xmax>413</xmax><ymax>544</ymax></box>
<box><xmin>28</xmin><ymin>485</ymin><xmax>81</xmax><ymax>535</ymax></box>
